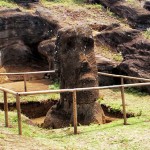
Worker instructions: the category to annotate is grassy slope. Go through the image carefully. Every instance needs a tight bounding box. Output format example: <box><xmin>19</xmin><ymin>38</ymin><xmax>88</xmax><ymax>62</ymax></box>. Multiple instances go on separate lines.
<box><xmin>0</xmin><ymin>111</ymin><xmax>150</xmax><ymax>149</ymax></box>
<box><xmin>0</xmin><ymin>0</ymin><xmax>150</xmax><ymax>149</ymax></box>
<box><xmin>0</xmin><ymin>88</ymin><xmax>150</xmax><ymax>149</ymax></box>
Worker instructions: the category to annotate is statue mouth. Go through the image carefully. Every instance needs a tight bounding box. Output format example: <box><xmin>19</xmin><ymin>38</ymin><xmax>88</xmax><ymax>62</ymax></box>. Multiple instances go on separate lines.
<box><xmin>79</xmin><ymin>73</ymin><xmax>98</xmax><ymax>88</ymax></box>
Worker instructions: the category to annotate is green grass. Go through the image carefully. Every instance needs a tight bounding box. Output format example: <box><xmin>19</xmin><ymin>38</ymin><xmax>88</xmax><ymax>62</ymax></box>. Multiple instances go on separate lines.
<box><xmin>99</xmin><ymin>88</ymin><xmax>150</xmax><ymax>117</ymax></box>
<box><xmin>0</xmin><ymin>110</ymin><xmax>150</xmax><ymax>149</ymax></box>
<box><xmin>41</xmin><ymin>0</ymin><xmax>85</xmax><ymax>5</ymax></box>
<box><xmin>49</xmin><ymin>80</ymin><xmax>60</xmax><ymax>90</ymax></box>
<box><xmin>143</xmin><ymin>28</ymin><xmax>150</xmax><ymax>39</ymax></box>
<box><xmin>0</xmin><ymin>0</ymin><xmax>17</xmax><ymax>8</ymax></box>
<box><xmin>0</xmin><ymin>87</ymin><xmax>150</xmax><ymax>149</ymax></box>
<box><xmin>41</xmin><ymin>0</ymin><xmax>103</xmax><ymax>10</ymax></box>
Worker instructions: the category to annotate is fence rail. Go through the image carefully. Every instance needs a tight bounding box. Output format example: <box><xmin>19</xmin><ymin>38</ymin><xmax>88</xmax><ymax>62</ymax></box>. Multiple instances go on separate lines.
<box><xmin>0</xmin><ymin>70</ymin><xmax>55</xmax><ymax>92</ymax></box>
<box><xmin>0</xmin><ymin>70</ymin><xmax>55</xmax><ymax>75</ymax></box>
<box><xmin>0</xmin><ymin>70</ymin><xmax>150</xmax><ymax>135</ymax></box>
<box><xmin>98</xmin><ymin>72</ymin><xmax>150</xmax><ymax>82</ymax></box>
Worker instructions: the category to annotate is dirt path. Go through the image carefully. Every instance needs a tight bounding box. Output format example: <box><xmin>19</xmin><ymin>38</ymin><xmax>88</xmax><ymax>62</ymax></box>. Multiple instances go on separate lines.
<box><xmin>0</xmin><ymin>79</ymin><xmax>51</xmax><ymax>92</ymax></box>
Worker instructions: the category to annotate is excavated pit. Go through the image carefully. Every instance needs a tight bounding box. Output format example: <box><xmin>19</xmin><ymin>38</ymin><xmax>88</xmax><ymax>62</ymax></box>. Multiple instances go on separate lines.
<box><xmin>0</xmin><ymin>100</ymin><xmax>134</xmax><ymax>126</ymax></box>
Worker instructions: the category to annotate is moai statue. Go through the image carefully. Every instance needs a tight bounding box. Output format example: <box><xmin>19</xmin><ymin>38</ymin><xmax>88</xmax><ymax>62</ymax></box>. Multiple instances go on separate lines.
<box><xmin>43</xmin><ymin>25</ymin><xmax>105</xmax><ymax>129</ymax></box>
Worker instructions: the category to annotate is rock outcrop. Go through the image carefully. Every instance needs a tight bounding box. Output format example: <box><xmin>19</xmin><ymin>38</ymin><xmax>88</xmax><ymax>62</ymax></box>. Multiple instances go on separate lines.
<box><xmin>96</xmin><ymin>27</ymin><xmax>140</xmax><ymax>50</ymax></box>
<box><xmin>144</xmin><ymin>0</ymin><xmax>150</xmax><ymax>11</ymax></box>
<box><xmin>96</xmin><ymin>27</ymin><xmax>150</xmax><ymax>92</ymax></box>
<box><xmin>0</xmin><ymin>8</ymin><xmax>59</xmax><ymax>79</ymax></box>
<box><xmin>118</xmin><ymin>38</ymin><xmax>150</xmax><ymax>92</ymax></box>
<box><xmin>91</xmin><ymin>0</ymin><xmax>150</xmax><ymax>28</ymax></box>
<box><xmin>96</xmin><ymin>55</ymin><xmax>118</xmax><ymax>86</ymax></box>
<box><xmin>38</xmin><ymin>39</ymin><xmax>55</xmax><ymax>70</ymax></box>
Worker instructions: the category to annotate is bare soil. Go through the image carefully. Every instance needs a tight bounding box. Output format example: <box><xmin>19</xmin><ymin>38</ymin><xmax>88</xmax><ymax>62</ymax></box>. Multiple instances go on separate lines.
<box><xmin>0</xmin><ymin>79</ymin><xmax>51</xmax><ymax>92</ymax></box>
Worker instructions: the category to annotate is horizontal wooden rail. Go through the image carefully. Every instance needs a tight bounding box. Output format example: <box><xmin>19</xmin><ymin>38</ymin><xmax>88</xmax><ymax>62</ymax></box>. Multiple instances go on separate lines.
<box><xmin>98</xmin><ymin>72</ymin><xmax>150</xmax><ymax>82</ymax></box>
<box><xmin>0</xmin><ymin>70</ymin><xmax>55</xmax><ymax>76</ymax></box>
<box><xmin>0</xmin><ymin>70</ymin><xmax>149</xmax><ymax>136</ymax></box>
<box><xmin>18</xmin><ymin>82</ymin><xmax>150</xmax><ymax>96</ymax></box>
<box><xmin>0</xmin><ymin>87</ymin><xmax>17</xmax><ymax>95</ymax></box>
<box><xmin>0</xmin><ymin>70</ymin><xmax>149</xmax><ymax>82</ymax></box>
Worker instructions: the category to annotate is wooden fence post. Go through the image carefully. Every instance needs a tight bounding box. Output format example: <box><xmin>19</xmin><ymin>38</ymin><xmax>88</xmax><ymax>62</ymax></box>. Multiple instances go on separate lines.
<box><xmin>121</xmin><ymin>77</ymin><xmax>127</xmax><ymax>125</ymax></box>
<box><xmin>73</xmin><ymin>90</ymin><xmax>77</xmax><ymax>134</ymax></box>
<box><xmin>23</xmin><ymin>75</ymin><xmax>27</xmax><ymax>92</ymax></box>
<box><xmin>16</xmin><ymin>94</ymin><xmax>22</xmax><ymax>135</ymax></box>
<box><xmin>4</xmin><ymin>91</ymin><xmax>8</xmax><ymax>127</ymax></box>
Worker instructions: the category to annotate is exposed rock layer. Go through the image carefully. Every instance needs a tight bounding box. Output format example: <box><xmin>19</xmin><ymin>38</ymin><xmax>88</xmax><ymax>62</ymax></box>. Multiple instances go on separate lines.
<box><xmin>90</xmin><ymin>0</ymin><xmax>150</xmax><ymax>28</ymax></box>
<box><xmin>0</xmin><ymin>8</ymin><xmax>59</xmax><ymax>79</ymax></box>
<box><xmin>96</xmin><ymin>27</ymin><xmax>150</xmax><ymax>92</ymax></box>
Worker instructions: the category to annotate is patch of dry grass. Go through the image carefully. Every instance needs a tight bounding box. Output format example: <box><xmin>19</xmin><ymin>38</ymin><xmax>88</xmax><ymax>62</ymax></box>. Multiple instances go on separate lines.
<box><xmin>0</xmin><ymin>0</ymin><xmax>17</xmax><ymax>8</ymax></box>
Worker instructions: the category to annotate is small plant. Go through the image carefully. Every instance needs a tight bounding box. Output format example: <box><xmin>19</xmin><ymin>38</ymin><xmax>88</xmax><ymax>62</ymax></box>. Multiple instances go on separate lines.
<box><xmin>106</xmin><ymin>8</ymin><xmax>115</xmax><ymax>17</ymax></box>
<box><xmin>0</xmin><ymin>0</ymin><xmax>17</xmax><ymax>8</ymax></box>
<box><xmin>143</xmin><ymin>28</ymin><xmax>150</xmax><ymax>39</ymax></box>
<box><xmin>49</xmin><ymin>80</ymin><xmax>60</xmax><ymax>90</ymax></box>
<box><xmin>113</xmin><ymin>53</ymin><xmax>123</xmax><ymax>62</ymax></box>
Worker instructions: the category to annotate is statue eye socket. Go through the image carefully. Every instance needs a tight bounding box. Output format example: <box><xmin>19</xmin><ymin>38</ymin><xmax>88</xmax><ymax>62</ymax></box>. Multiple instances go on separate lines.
<box><xmin>66</xmin><ymin>37</ymin><xmax>76</xmax><ymax>50</ymax></box>
<box><xmin>62</xmin><ymin>37</ymin><xmax>76</xmax><ymax>53</ymax></box>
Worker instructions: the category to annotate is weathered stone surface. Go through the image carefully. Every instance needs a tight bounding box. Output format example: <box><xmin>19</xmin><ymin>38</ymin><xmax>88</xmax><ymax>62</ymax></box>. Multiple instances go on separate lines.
<box><xmin>96</xmin><ymin>55</ymin><xmax>118</xmax><ymax>86</ymax></box>
<box><xmin>0</xmin><ymin>8</ymin><xmax>59</xmax><ymax>76</ymax></box>
<box><xmin>96</xmin><ymin>27</ymin><xmax>150</xmax><ymax>92</ymax></box>
<box><xmin>92</xmin><ymin>0</ymin><xmax>150</xmax><ymax>28</ymax></box>
<box><xmin>2</xmin><ymin>40</ymin><xmax>33</xmax><ymax>66</ymax></box>
<box><xmin>43</xmin><ymin>26</ymin><xmax>105</xmax><ymax>129</ymax></box>
<box><xmin>144</xmin><ymin>1</ymin><xmax>150</xmax><ymax>11</ymax></box>
<box><xmin>0</xmin><ymin>10</ymin><xmax>58</xmax><ymax>45</ymax></box>
<box><xmin>118</xmin><ymin>38</ymin><xmax>150</xmax><ymax>92</ymax></box>
<box><xmin>35</xmin><ymin>6</ymin><xmax>61</xmax><ymax>28</ymax></box>
<box><xmin>38</xmin><ymin>39</ymin><xmax>55</xmax><ymax>70</ymax></box>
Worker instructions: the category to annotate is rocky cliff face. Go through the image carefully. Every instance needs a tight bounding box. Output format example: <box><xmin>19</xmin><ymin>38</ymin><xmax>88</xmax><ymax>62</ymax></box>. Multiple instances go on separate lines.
<box><xmin>90</xmin><ymin>0</ymin><xmax>150</xmax><ymax>29</ymax></box>
<box><xmin>0</xmin><ymin>8</ymin><xmax>59</xmax><ymax>78</ymax></box>
<box><xmin>96</xmin><ymin>27</ymin><xmax>150</xmax><ymax>92</ymax></box>
<box><xmin>118</xmin><ymin>38</ymin><xmax>150</xmax><ymax>92</ymax></box>
<box><xmin>0</xmin><ymin>6</ymin><xmax>149</xmax><ymax>93</ymax></box>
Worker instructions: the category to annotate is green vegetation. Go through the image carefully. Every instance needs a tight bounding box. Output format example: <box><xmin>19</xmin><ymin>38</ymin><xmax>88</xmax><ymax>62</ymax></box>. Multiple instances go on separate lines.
<box><xmin>0</xmin><ymin>110</ymin><xmax>150</xmax><ymax>149</ymax></box>
<box><xmin>0</xmin><ymin>0</ymin><xmax>17</xmax><ymax>8</ymax></box>
<box><xmin>0</xmin><ymin>0</ymin><xmax>150</xmax><ymax>148</ymax></box>
<box><xmin>41</xmin><ymin>0</ymin><xmax>85</xmax><ymax>5</ymax></box>
<box><xmin>41</xmin><ymin>0</ymin><xmax>103</xmax><ymax>9</ymax></box>
<box><xmin>49</xmin><ymin>80</ymin><xmax>60</xmax><ymax>90</ymax></box>
<box><xmin>96</xmin><ymin>45</ymin><xmax>123</xmax><ymax>62</ymax></box>
<box><xmin>113</xmin><ymin>53</ymin><xmax>123</xmax><ymax>62</ymax></box>
<box><xmin>0</xmin><ymin>87</ymin><xmax>149</xmax><ymax>149</ymax></box>
<box><xmin>143</xmin><ymin>28</ymin><xmax>150</xmax><ymax>39</ymax></box>
<box><xmin>99</xmin><ymin>88</ymin><xmax>150</xmax><ymax>117</ymax></box>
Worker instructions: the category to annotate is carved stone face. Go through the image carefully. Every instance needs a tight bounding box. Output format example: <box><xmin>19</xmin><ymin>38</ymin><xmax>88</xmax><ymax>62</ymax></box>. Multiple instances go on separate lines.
<box><xmin>55</xmin><ymin>26</ymin><xmax>99</xmax><ymax>104</ymax></box>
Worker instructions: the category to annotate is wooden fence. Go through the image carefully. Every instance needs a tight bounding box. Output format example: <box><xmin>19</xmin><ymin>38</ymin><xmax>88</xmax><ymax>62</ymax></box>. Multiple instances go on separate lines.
<box><xmin>0</xmin><ymin>71</ymin><xmax>150</xmax><ymax>135</ymax></box>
